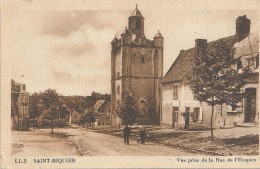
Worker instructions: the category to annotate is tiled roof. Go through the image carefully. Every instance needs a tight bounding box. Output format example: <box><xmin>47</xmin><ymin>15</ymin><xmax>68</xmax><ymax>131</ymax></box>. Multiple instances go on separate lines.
<box><xmin>130</xmin><ymin>7</ymin><xmax>144</xmax><ymax>18</ymax></box>
<box><xmin>234</xmin><ymin>32</ymin><xmax>259</xmax><ymax>58</ymax></box>
<box><xmin>94</xmin><ymin>100</ymin><xmax>106</xmax><ymax>111</ymax></box>
<box><xmin>162</xmin><ymin>35</ymin><xmax>236</xmax><ymax>84</ymax></box>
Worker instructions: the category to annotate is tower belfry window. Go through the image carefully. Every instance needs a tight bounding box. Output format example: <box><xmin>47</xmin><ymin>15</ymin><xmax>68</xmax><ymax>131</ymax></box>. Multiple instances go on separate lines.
<box><xmin>136</xmin><ymin>18</ymin><xmax>141</xmax><ymax>29</ymax></box>
<box><xmin>117</xmin><ymin>85</ymin><xmax>120</xmax><ymax>94</ymax></box>
<box><xmin>141</xmin><ymin>56</ymin><xmax>145</xmax><ymax>63</ymax></box>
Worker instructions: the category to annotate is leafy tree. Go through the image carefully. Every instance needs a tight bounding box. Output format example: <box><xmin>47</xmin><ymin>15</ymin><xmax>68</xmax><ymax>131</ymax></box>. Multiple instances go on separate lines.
<box><xmin>39</xmin><ymin>89</ymin><xmax>61</xmax><ymax>133</ymax></box>
<box><xmin>60</xmin><ymin>104</ymin><xmax>70</xmax><ymax>127</ymax></box>
<box><xmin>29</xmin><ymin>92</ymin><xmax>45</xmax><ymax>127</ymax></box>
<box><xmin>188</xmin><ymin>40</ymin><xmax>250</xmax><ymax>141</ymax></box>
<box><xmin>86</xmin><ymin>112</ymin><xmax>96</xmax><ymax>128</ymax></box>
<box><xmin>116</xmin><ymin>92</ymin><xmax>138</xmax><ymax>126</ymax></box>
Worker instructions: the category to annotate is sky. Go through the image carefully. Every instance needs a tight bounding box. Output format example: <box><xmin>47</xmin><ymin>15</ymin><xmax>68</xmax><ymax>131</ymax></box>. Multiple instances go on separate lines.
<box><xmin>5</xmin><ymin>0</ymin><xmax>259</xmax><ymax>96</ymax></box>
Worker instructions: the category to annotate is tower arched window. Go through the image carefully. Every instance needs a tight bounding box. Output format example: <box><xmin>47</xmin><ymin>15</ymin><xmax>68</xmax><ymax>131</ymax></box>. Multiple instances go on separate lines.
<box><xmin>136</xmin><ymin>18</ymin><xmax>141</xmax><ymax>29</ymax></box>
<box><xmin>117</xmin><ymin>85</ymin><xmax>120</xmax><ymax>94</ymax></box>
<box><xmin>141</xmin><ymin>56</ymin><xmax>145</xmax><ymax>64</ymax></box>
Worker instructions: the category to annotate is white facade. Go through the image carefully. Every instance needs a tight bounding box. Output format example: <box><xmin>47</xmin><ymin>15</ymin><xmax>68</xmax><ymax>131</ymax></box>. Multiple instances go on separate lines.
<box><xmin>161</xmin><ymin>82</ymin><xmax>204</xmax><ymax>129</ymax></box>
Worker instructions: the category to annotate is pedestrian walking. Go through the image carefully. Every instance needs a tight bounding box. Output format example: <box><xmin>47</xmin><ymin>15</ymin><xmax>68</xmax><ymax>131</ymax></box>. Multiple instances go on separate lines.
<box><xmin>138</xmin><ymin>124</ymin><xmax>148</xmax><ymax>144</ymax></box>
<box><xmin>123</xmin><ymin>125</ymin><xmax>131</xmax><ymax>145</ymax></box>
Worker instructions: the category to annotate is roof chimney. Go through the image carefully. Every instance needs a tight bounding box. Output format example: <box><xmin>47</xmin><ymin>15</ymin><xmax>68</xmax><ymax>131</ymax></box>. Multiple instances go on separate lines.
<box><xmin>195</xmin><ymin>39</ymin><xmax>207</xmax><ymax>49</ymax></box>
<box><xmin>236</xmin><ymin>15</ymin><xmax>250</xmax><ymax>42</ymax></box>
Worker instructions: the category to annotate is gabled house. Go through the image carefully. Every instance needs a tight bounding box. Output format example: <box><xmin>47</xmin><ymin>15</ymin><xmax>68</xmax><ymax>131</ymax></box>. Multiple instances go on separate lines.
<box><xmin>233</xmin><ymin>31</ymin><xmax>259</xmax><ymax>124</ymax></box>
<box><xmin>70</xmin><ymin>111</ymin><xmax>80</xmax><ymax>124</ymax></box>
<box><xmin>161</xmin><ymin>15</ymin><xmax>259</xmax><ymax>129</ymax></box>
<box><xmin>93</xmin><ymin>100</ymin><xmax>111</xmax><ymax>125</ymax></box>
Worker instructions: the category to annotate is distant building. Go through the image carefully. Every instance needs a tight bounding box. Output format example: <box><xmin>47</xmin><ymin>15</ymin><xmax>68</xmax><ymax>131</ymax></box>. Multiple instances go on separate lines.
<box><xmin>161</xmin><ymin>15</ymin><xmax>259</xmax><ymax>129</ymax></box>
<box><xmin>93</xmin><ymin>100</ymin><xmax>111</xmax><ymax>125</ymax></box>
<box><xmin>11</xmin><ymin>79</ymin><xmax>30</xmax><ymax>130</ymax></box>
<box><xmin>111</xmin><ymin>5</ymin><xmax>164</xmax><ymax>127</ymax></box>
<box><xmin>71</xmin><ymin>111</ymin><xmax>80</xmax><ymax>124</ymax></box>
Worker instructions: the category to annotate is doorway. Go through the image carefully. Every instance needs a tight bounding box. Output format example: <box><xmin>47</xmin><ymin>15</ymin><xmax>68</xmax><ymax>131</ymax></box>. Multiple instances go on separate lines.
<box><xmin>184</xmin><ymin>107</ymin><xmax>190</xmax><ymax>129</ymax></box>
<box><xmin>172</xmin><ymin>107</ymin><xmax>179</xmax><ymax>128</ymax></box>
<box><xmin>244</xmin><ymin>88</ymin><xmax>256</xmax><ymax>123</ymax></box>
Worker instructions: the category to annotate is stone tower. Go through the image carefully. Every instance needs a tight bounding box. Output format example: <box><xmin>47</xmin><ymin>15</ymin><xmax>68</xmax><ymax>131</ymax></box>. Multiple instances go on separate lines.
<box><xmin>111</xmin><ymin>5</ymin><xmax>163</xmax><ymax>127</ymax></box>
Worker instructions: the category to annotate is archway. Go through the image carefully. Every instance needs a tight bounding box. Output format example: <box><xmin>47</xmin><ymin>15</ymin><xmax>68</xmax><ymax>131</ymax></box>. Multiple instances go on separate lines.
<box><xmin>139</xmin><ymin>99</ymin><xmax>148</xmax><ymax>116</ymax></box>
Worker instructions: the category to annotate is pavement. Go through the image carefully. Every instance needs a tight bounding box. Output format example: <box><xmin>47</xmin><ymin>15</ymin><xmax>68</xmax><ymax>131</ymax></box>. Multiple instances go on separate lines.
<box><xmin>12</xmin><ymin>127</ymin><xmax>200</xmax><ymax>156</ymax></box>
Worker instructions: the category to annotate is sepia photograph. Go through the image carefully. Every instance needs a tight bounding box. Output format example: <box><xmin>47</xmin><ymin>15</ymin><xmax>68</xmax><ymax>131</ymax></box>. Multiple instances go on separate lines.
<box><xmin>1</xmin><ymin>0</ymin><xmax>259</xmax><ymax>168</ymax></box>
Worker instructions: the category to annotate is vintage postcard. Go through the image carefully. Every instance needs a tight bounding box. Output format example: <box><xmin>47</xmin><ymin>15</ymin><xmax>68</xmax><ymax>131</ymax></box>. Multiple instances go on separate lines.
<box><xmin>1</xmin><ymin>0</ymin><xmax>260</xmax><ymax>168</ymax></box>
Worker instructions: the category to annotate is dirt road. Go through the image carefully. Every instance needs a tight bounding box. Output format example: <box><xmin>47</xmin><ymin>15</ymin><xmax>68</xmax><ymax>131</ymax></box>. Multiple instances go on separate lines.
<box><xmin>12</xmin><ymin>127</ymin><xmax>199</xmax><ymax>156</ymax></box>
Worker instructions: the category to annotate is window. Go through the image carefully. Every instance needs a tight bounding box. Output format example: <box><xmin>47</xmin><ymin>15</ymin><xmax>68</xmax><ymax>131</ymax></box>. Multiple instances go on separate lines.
<box><xmin>173</xmin><ymin>85</ymin><xmax>178</xmax><ymax>98</ymax></box>
<box><xmin>117</xmin><ymin>72</ymin><xmax>120</xmax><ymax>78</ymax></box>
<box><xmin>136</xmin><ymin>18</ymin><xmax>141</xmax><ymax>29</ymax></box>
<box><xmin>256</xmin><ymin>55</ymin><xmax>259</xmax><ymax>68</ymax></box>
<box><xmin>185</xmin><ymin>107</ymin><xmax>190</xmax><ymax>112</ymax></box>
<box><xmin>247</xmin><ymin>58</ymin><xmax>254</xmax><ymax>67</ymax></box>
<box><xmin>23</xmin><ymin>84</ymin><xmax>26</xmax><ymax>90</ymax></box>
<box><xmin>117</xmin><ymin>85</ymin><xmax>120</xmax><ymax>94</ymax></box>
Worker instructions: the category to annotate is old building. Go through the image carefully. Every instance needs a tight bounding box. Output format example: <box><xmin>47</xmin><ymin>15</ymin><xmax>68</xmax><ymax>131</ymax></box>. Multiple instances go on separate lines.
<box><xmin>93</xmin><ymin>100</ymin><xmax>111</xmax><ymax>125</ymax></box>
<box><xmin>70</xmin><ymin>111</ymin><xmax>80</xmax><ymax>124</ymax></box>
<box><xmin>161</xmin><ymin>15</ymin><xmax>259</xmax><ymax>129</ymax></box>
<box><xmin>111</xmin><ymin>5</ymin><xmax>164</xmax><ymax>127</ymax></box>
<box><xmin>11</xmin><ymin>79</ymin><xmax>30</xmax><ymax>130</ymax></box>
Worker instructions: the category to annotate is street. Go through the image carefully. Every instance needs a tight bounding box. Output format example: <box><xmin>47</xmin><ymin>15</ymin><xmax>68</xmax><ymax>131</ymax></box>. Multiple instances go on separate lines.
<box><xmin>12</xmin><ymin>127</ymin><xmax>199</xmax><ymax>156</ymax></box>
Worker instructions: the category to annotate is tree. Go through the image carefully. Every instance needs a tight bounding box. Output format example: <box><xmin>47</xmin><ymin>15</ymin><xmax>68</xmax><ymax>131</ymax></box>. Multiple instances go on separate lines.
<box><xmin>187</xmin><ymin>40</ymin><xmax>250</xmax><ymax>141</ymax></box>
<box><xmin>29</xmin><ymin>92</ymin><xmax>45</xmax><ymax>128</ymax></box>
<box><xmin>39</xmin><ymin>89</ymin><xmax>61</xmax><ymax>133</ymax></box>
<box><xmin>116</xmin><ymin>93</ymin><xmax>138</xmax><ymax>126</ymax></box>
<box><xmin>60</xmin><ymin>104</ymin><xmax>70</xmax><ymax>127</ymax></box>
<box><xmin>86</xmin><ymin>111</ymin><xmax>96</xmax><ymax>128</ymax></box>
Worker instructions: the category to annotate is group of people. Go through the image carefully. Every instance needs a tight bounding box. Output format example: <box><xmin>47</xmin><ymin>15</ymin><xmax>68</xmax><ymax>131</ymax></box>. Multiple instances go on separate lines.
<box><xmin>123</xmin><ymin>123</ymin><xmax>149</xmax><ymax>145</ymax></box>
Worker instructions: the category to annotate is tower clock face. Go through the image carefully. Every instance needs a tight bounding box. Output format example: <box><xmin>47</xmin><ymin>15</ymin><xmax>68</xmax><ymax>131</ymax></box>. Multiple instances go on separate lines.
<box><xmin>140</xmin><ymin>48</ymin><xmax>146</xmax><ymax>55</ymax></box>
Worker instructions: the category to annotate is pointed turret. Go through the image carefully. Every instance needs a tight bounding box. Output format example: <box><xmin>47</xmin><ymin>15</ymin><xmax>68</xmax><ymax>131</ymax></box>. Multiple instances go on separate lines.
<box><xmin>121</xmin><ymin>27</ymin><xmax>131</xmax><ymax>45</ymax></box>
<box><xmin>153</xmin><ymin>30</ymin><xmax>164</xmax><ymax>47</ymax></box>
<box><xmin>121</xmin><ymin>27</ymin><xmax>130</xmax><ymax>35</ymax></box>
<box><xmin>130</xmin><ymin>4</ymin><xmax>144</xmax><ymax>18</ymax></box>
<box><xmin>128</xmin><ymin>5</ymin><xmax>145</xmax><ymax>36</ymax></box>
<box><xmin>112</xmin><ymin>35</ymin><xmax>118</xmax><ymax>42</ymax></box>
<box><xmin>111</xmin><ymin>35</ymin><xmax>119</xmax><ymax>51</ymax></box>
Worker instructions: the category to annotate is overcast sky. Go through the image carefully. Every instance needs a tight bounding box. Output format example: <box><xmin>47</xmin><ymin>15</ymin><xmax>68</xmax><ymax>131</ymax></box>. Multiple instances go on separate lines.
<box><xmin>5</xmin><ymin>0</ymin><xmax>259</xmax><ymax>96</ymax></box>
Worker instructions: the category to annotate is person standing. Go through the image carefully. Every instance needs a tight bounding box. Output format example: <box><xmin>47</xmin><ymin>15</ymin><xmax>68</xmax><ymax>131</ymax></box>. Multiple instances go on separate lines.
<box><xmin>138</xmin><ymin>124</ymin><xmax>147</xmax><ymax>144</ymax></box>
<box><xmin>123</xmin><ymin>125</ymin><xmax>131</xmax><ymax>145</ymax></box>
